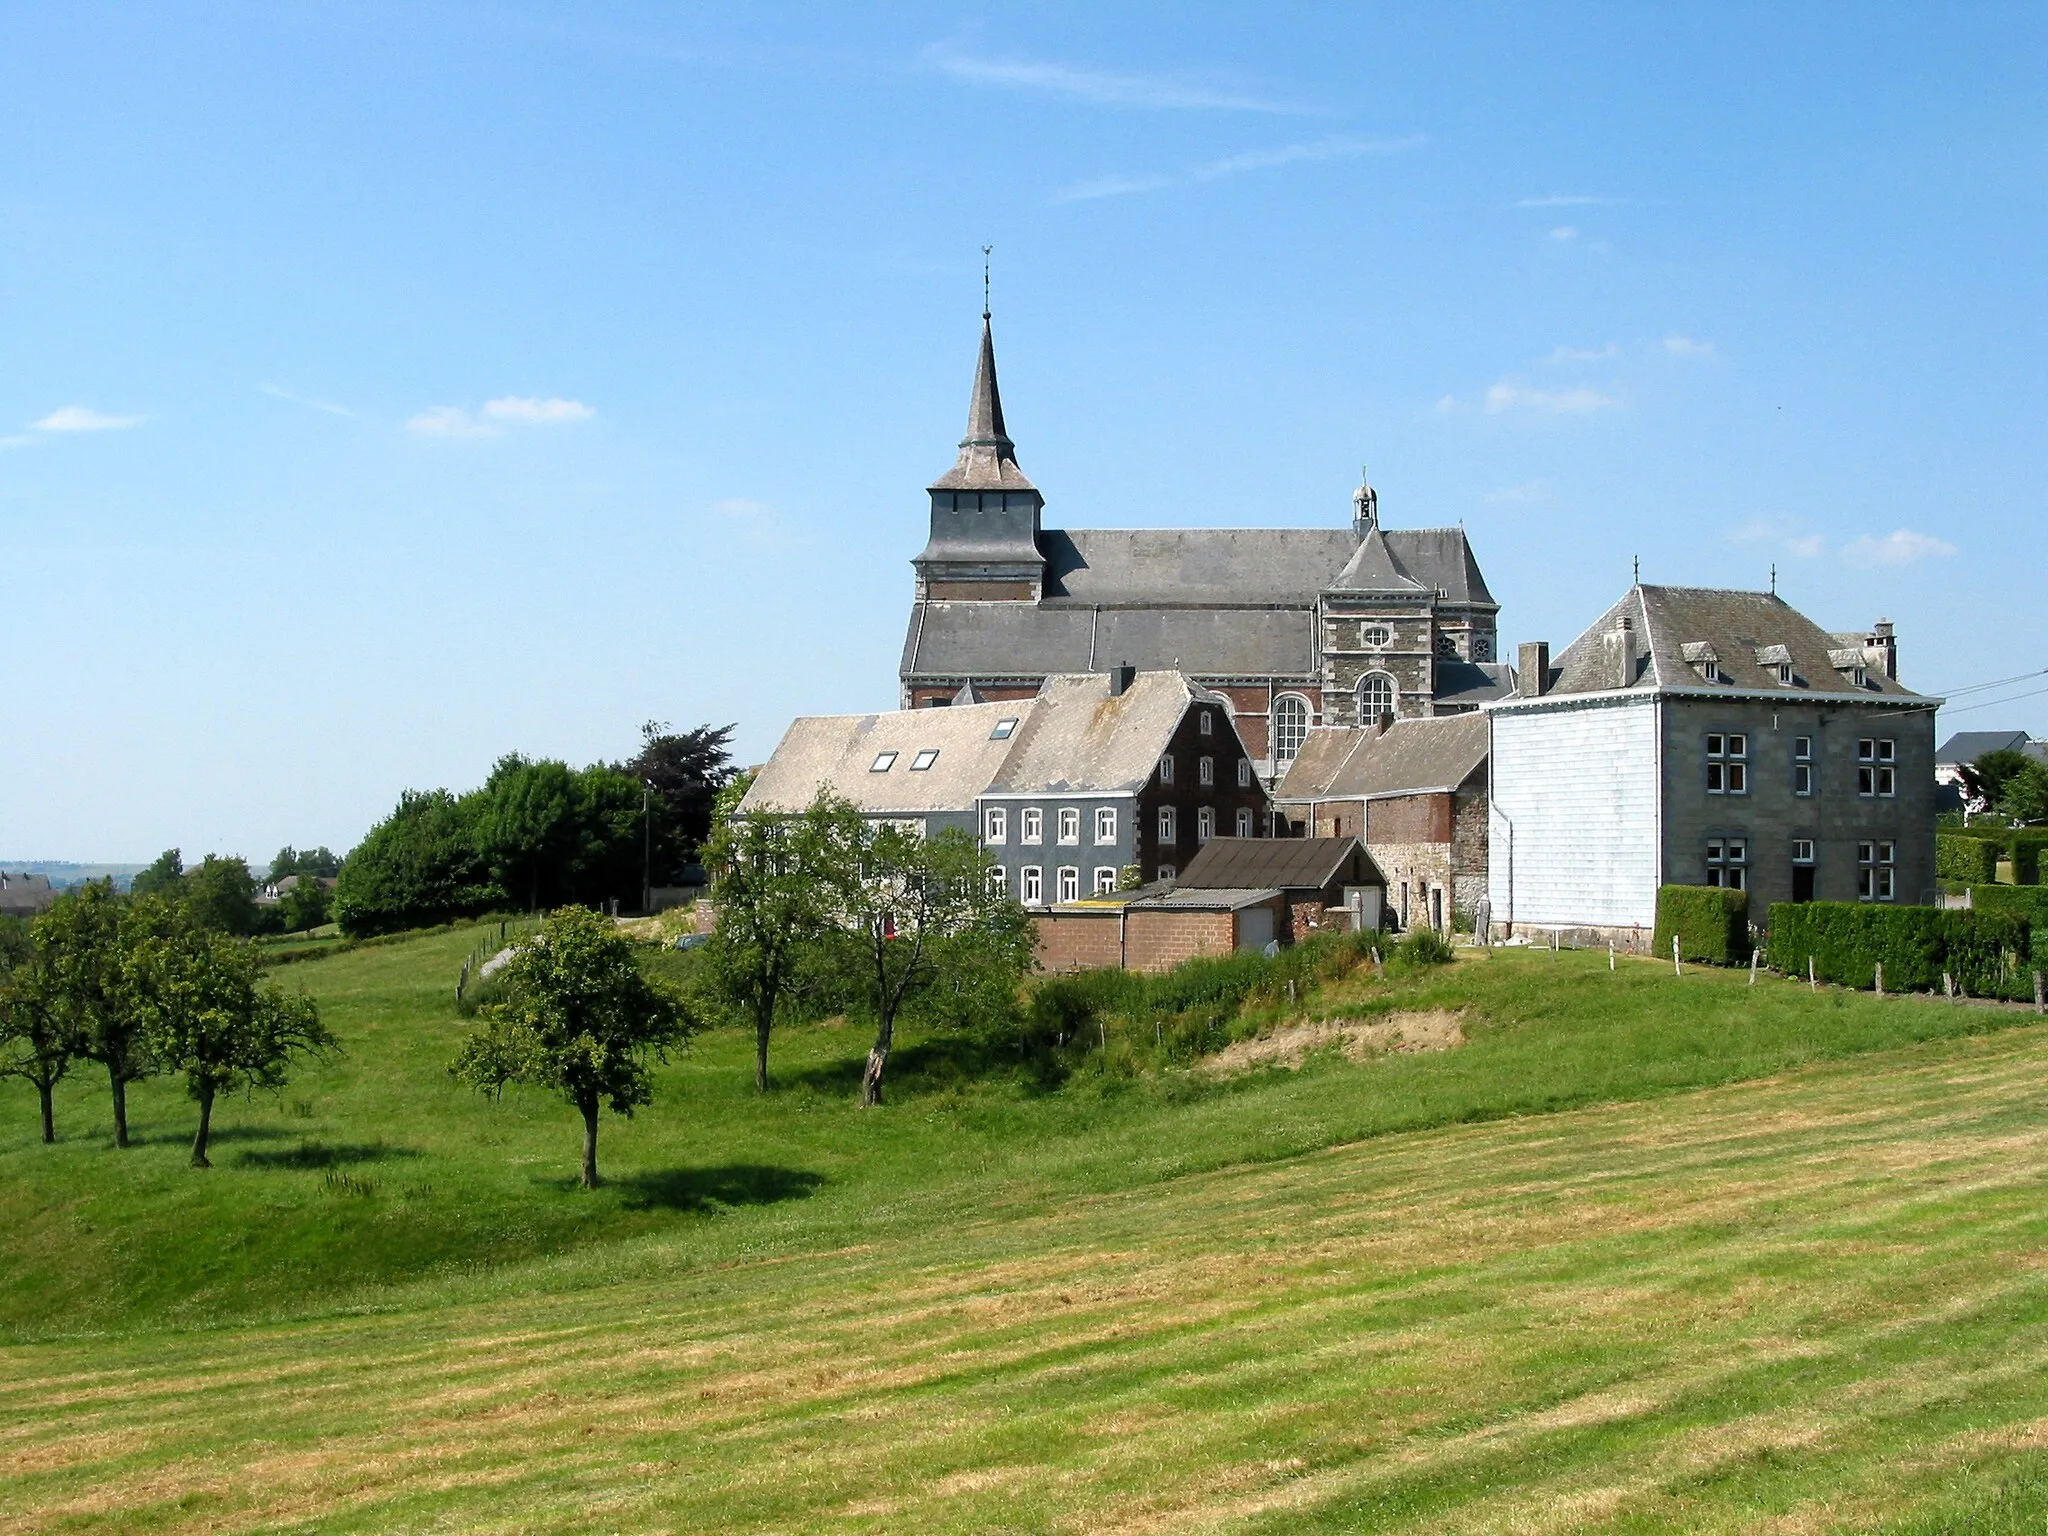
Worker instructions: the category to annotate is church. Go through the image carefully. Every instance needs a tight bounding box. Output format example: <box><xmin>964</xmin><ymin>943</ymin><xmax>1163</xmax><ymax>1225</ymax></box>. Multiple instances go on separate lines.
<box><xmin>899</xmin><ymin>314</ymin><xmax>1516</xmax><ymax>778</ymax></box>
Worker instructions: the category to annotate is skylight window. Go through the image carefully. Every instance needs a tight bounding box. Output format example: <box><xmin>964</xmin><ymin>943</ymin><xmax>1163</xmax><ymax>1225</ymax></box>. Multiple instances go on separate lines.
<box><xmin>869</xmin><ymin>752</ymin><xmax>898</xmax><ymax>773</ymax></box>
<box><xmin>910</xmin><ymin>749</ymin><xmax>939</xmax><ymax>771</ymax></box>
<box><xmin>990</xmin><ymin>717</ymin><xmax>1019</xmax><ymax>740</ymax></box>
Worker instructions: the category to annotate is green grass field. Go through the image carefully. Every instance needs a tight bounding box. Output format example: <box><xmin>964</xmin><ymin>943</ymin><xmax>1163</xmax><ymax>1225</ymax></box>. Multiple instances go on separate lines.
<box><xmin>6</xmin><ymin>928</ymin><xmax>2048</xmax><ymax>1530</ymax></box>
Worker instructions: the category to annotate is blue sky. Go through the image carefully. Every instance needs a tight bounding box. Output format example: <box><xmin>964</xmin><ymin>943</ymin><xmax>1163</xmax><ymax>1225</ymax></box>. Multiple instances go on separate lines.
<box><xmin>5</xmin><ymin>4</ymin><xmax>2045</xmax><ymax>862</ymax></box>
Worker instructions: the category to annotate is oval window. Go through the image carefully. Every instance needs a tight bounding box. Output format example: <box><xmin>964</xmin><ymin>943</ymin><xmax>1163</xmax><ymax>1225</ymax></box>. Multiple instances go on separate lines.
<box><xmin>1361</xmin><ymin>624</ymin><xmax>1392</xmax><ymax>647</ymax></box>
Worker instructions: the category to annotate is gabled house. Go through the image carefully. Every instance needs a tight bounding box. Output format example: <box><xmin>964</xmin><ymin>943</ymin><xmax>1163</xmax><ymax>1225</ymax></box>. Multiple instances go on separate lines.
<box><xmin>1273</xmin><ymin>712</ymin><xmax>1489</xmax><ymax>933</ymax></box>
<box><xmin>0</xmin><ymin>872</ymin><xmax>57</xmax><ymax>919</ymax></box>
<box><xmin>739</xmin><ymin>668</ymin><xmax>1273</xmax><ymax>906</ymax></box>
<box><xmin>1174</xmin><ymin>835</ymin><xmax>1385</xmax><ymax>939</ymax></box>
<box><xmin>1487</xmin><ymin>586</ymin><xmax>1940</xmax><ymax>939</ymax></box>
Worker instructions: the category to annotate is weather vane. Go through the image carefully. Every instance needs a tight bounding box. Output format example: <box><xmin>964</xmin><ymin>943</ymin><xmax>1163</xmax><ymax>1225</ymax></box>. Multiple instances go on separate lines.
<box><xmin>1770</xmin><ymin>563</ymin><xmax>1778</xmax><ymax>595</ymax></box>
<box><xmin>1633</xmin><ymin>554</ymin><xmax>1640</xmax><ymax>584</ymax></box>
<box><xmin>982</xmin><ymin>245</ymin><xmax>992</xmax><ymax>319</ymax></box>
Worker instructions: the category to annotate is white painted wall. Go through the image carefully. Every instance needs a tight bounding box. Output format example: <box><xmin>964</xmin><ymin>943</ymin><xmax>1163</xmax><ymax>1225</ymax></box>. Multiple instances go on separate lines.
<box><xmin>1488</xmin><ymin>696</ymin><xmax>1661</xmax><ymax>930</ymax></box>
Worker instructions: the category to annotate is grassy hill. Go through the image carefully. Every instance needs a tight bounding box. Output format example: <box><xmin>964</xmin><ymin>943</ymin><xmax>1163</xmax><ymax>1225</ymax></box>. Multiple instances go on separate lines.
<box><xmin>4</xmin><ymin>928</ymin><xmax>2048</xmax><ymax>1529</ymax></box>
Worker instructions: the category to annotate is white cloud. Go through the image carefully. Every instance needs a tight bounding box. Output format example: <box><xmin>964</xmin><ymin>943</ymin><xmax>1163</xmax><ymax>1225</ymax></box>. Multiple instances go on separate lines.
<box><xmin>1663</xmin><ymin>335</ymin><xmax>1717</xmax><ymax>358</ymax></box>
<box><xmin>1435</xmin><ymin>393</ymin><xmax>1457</xmax><ymax>413</ymax></box>
<box><xmin>1734</xmin><ymin>518</ymin><xmax>1825</xmax><ymax>558</ymax></box>
<box><xmin>483</xmin><ymin>396</ymin><xmax>595</xmax><ymax>424</ymax></box>
<box><xmin>0</xmin><ymin>435</ymin><xmax>30</xmax><ymax>450</ymax></box>
<box><xmin>1484</xmin><ymin>479</ymin><xmax>1553</xmax><ymax>505</ymax></box>
<box><xmin>1052</xmin><ymin>133</ymin><xmax>1425</xmax><ymax>204</ymax></box>
<box><xmin>1786</xmin><ymin>534</ymin><xmax>1824</xmax><ymax>559</ymax></box>
<box><xmin>1548</xmin><ymin>225</ymin><xmax>1578</xmax><ymax>242</ymax></box>
<box><xmin>33</xmin><ymin>406</ymin><xmax>143</xmax><ymax>432</ymax></box>
<box><xmin>1843</xmin><ymin>528</ymin><xmax>1956</xmax><ymax>566</ymax></box>
<box><xmin>921</xmin><ymin>44</ymin><xmax>1298</xmax><ymax>113</ymax></box>
<box><xmin>1547</xmin><ymin>343</ymin><xmax>1617</xmax><ymax>363</ymax></box>
<box><xmin>406</xmin><ymin>406</ymin><xmax>497</xmax><ymax>439</ymax></box>
<box><xmin>1484</xmin><ymin>381</ymin><xmax>1617</xmax><ymax>415</ymax></box>
<box><xmin>1516</xmin><ymin>194</ymin><xmax>1621</xmax><ymax>208</ymax></box>
<box><xmin>260</xmin><ymin>382</ymin><xmax>353</xmax><ymax>417</ymax></box>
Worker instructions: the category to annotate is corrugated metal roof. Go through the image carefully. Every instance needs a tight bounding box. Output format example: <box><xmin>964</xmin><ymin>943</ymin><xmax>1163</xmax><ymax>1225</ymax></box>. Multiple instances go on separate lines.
<box><xmin>1129</xmin><ymin>886</ymin><xmax>1282</xmax><ymax>911</ymax></box>
<box><xmin>1176</xmin><ymin>836</ymin><xmax>1382</xmax><ymax>891</ymax></box>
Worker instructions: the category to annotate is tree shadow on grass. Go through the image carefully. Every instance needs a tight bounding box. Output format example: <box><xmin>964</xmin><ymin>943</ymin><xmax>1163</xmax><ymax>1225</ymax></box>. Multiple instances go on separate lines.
<box><xmin>783</xmin><ymin>1030</ymin><xmax>1067</xmax><ymax>1099</ymax></box>
<box><xmin>610</xmin><ymin>1164</ymin><xmax>825</xmax><ymax>1213</ymax></box>
<box><xmin>232</xmin><ymin>1141</ymin><xmax>423</xmax><ymax>1169</ymax></box>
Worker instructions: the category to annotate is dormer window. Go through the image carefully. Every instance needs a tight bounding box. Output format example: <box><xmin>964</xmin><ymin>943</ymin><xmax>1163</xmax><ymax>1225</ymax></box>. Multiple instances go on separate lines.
<box><xmin>1680</xmin><ymin>641</ymin><xmax>1724</xmax><ymax>685</ymax></box>
<box><xmin>1753</xmin><ymin>645</ymin><xmax>1797</xmax><ymax>687</ymax></box>
<box><xmin>989</xmin><ymin>717</ymin><xmax>1018</xmax><ymax>740</ymax></box>
<box><xmin>1829</xmin><ymin>647</ymin><xmax>1870</xmax><ymax>688</ymax></box>
<box><xmin>869</xmin><ymin>752</ymin><xmax>898</xmax><ymax>773</ymax></box>
<box><xmin>1777</xmin><ymin>663</ymin><xmax>1796</xmax><ymax>685</ymax></box>
<box><xmin>910</xmin><ymin>749</ymin><xmax>939</xmax><ymax>772</ymax></box>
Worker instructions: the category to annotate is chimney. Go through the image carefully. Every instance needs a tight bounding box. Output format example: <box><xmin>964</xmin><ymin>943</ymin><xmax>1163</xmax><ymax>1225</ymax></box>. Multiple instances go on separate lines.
<box><xmin>1615</xmin><ymin>615</ymin><xmax>1635</xmax><ymax>689</ymax></box>
<box><xmin>1869</xmin><ymin>618</ymin><xmax>1897</xmax><ymax>680</ymax></box>
<box><xmin>1518</xmin><ymin>641</ymin><xmax>1550</xmax><ymax>698</ymax></box>
<box><xmin>1375</xmin><ymin>710</ymin><xmax>1396</xmax><ymax>737</ymax></box>
<box><xmin>1108</xmin><ymin>663</ymin><xmax>1136</xmax><ymax>697</ymax></box>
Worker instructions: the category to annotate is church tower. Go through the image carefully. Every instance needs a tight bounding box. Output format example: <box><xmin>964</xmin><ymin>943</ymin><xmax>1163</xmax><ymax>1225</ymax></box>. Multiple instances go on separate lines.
<box><xmin>912</xmin><ymin>314</ymin><xmax>1047</xmax><ymax>602</ymax></box>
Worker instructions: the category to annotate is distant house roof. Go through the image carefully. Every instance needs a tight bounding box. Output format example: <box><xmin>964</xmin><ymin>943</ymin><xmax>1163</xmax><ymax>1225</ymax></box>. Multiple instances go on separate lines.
<box><xmin>739</xmin><ymin>698</ymin><xmax>1030</xmax><ymax>817</ymax></box>
<box><xmin>1936</xmin><ymin>730</ymin><xmax>2031</xmax><ymax>767</ymax></box>
<box><xmin>1275</xmin><ymin>714</ymin><xmax>1489</xmax><ymax>804</ymax></box>
<box><xmin>1513</xmin><ymin>586</ymin><xmax>1931</xmax><ymax>705</ymax></box>
<box><xmin>0</xmin><ymin>872</ymin><xmax>57</xmax><ymax>917</ymax></box>
<box><xmin>1176</xmin><ymin>836</ymin><xmax>1383</xmax><ymax>892</ymax></box>
<box><xmin>988</xmin><ymin>671</ymin><xmax>1228</xmax><ymax>796</ymax></box>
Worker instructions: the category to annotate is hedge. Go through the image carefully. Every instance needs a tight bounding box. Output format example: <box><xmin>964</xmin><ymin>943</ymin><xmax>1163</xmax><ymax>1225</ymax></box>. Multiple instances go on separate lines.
<box><xmin>1937</xmin><ymin>833</ymin><xmax>1999</xmax><ymax>884</ymax></box>
<box><xmin>1653</xmin><ymin>885</ymin><xmax>1751</xmax><ymax>965</ymax></box>
<box><xmin>1765</xmin><ymin>901</ymin><xmax>2031</xmax><ymax>994</ymax></box>
<box><xmin>1965</xmin><ymin>884</ymin><xmax>2048</xmax><ymax>927</ymax></box>
<box><xmin>2011</xmin><ymin>831</ymin><xmax>2048</xmax><ymax>885</ymax></box>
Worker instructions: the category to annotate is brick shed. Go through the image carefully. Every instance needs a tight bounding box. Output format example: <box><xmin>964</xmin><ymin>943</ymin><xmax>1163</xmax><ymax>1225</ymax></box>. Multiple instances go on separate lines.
<box><xmin>1033</xmin><ymin>888</ymin><xmax>1284</xmax><ymax>974</ymax></box>
<box><xmin>1173</xmin><ymin>836</ymin><xmax>1384</xmax><ymax>942</ymax></box>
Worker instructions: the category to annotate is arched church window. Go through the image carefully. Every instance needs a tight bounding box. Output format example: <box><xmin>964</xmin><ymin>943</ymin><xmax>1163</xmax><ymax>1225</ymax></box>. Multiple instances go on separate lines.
<box><xmin>1357</xmin><ymin>673</ymin><xmax>1397</xmax><ymax>719</ymax></box>
<box><xmin>1273</xmin><ymin>695</ymin><xmax>1310</xmax><ymax>764</ymax></box>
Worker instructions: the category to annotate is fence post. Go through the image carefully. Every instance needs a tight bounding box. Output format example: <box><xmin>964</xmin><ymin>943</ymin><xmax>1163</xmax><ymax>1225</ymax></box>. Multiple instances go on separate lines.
<box><xmin>1808</xmin><ymin>956</ymin><xmax>1817</xmax><ymax>992</ymax></box>
<box><xmin>1875</xmin><ymin>961</ymin><xmax>1883</xmax><ymax>999</ymax></box>
<box><xmin>1672</xmin><ymin>936</ymin><xmax>1682</xmax><ymax>977</ymax></box>
<box><xmin>1609</xmin><ymin>939</ymin><xmax>1615</xmax><ymax>972</ymax></box>
<box><xmin>1944</xmin><ymin>971</ymin><xmax>1955</xmax><ymax>1003</ymax></box>
<box><xmin>2036</xmin><ymin>971</ymin><xmax>2045</xmax><ymax>1017</ymax></box>
<box><xmin>1749</xmin><ymin>949</ymin><xmax>1759</xmax><ymax>987</ymax></box>
<box><xmin>1371</xmin><ymin>946</ymin><xmax>1383</xmax><ymax>978</ymax></box>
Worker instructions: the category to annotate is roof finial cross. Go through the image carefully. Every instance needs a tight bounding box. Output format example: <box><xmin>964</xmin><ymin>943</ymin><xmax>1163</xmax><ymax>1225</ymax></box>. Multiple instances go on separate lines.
<box><xmin>1633</xmin><ymin>554</ymin><xmax>1640</xmax><ymax>585</ymax></box>
<box><xmin>981</xmin><ymin>245</ymin><xmax>992</xmax><ymax>320</ymax></box>
<box><xmin>1770</xmin><ymin>562</ymin><xmax>1778</xmax><ymax>595</ymax></box>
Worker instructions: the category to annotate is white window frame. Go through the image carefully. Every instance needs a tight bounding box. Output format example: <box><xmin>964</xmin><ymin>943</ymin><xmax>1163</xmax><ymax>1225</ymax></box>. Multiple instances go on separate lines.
<box><xmin>1793</xmin><ymin>735</ymin><xmax>1814</xmax><ymax>798</ymax></box>
<box><xmin>1158</xmin><ymin>754</ymin><xmax>1175</xmax><ymax>785</ymax></box>
<box><xmin>1094</xmin><ymin>807</ymin><xmax>1117</xmax><ymax>844</ymax></box>
<box><xmin>1706</xmin><ymin>733</ymin><xmax>1748</xmax><ymax>796</ymax></box>
<box><xmin>1197</xmin><ymin>806</ymin><xmax>1214</xmax><ymax>843</ymax></box>
<box><xmin>1857</xmin><ymin>739</ymin><xmax>1896</xmax><ymax>797</ymax></box>
<box><xmin>909</xmin><ymin>749</ymin><xmax>939</xmax><ymax>772</ymax></box>
<box><xmin>1199</xmin><ymin>756</ymin><xmax>1214</xmax><ymax>786</ymax></box>
<box><xmin>989</xmin><ymin>717</ymin><xmax>1019</xmax><ymax>740</ymax></box>
<box><xmin>1057</xmin><ymin>807</ymin><xmax>1081</xmax><ymax>845</ymax></box>
<box><xmin>1057</xmin><ymin>866</ymin><xmax>1080</xmax><ymax>903</ymax></box>
<box><xmin>1157</xmin><ymin>863</ymin><xmax>1176</xmax><ymax>882</ymax></box>
<box><xmin>869</xmin><ymin>751</ymin><xmax>898</xmax><ymax>773</ymax></box>
<box><xmin>1705</xmin><ymin>836</ymin><xmax>1748</xmax><ymax>890</ymax></box>
<box><xmin>983</xmin><ymin>807</ymin><xmax>1006</xmax><ymax>844</ymax></box>
<box><xmin>1361</xmin><ymin>623</ymin><xmax>1392</xmax><ymax>647</ymax></box>
<box><xmin>1093</xmin><ymin>866</ymin><xmax>1118</xmax><ymax>895</ymax></box>
<box><xmin>1358</xmin><ymin>672</ymin><xmax>1397</xmax><ymax>719</ymax></box>
<box><xmin>1199</xmin><ymin>711</ymin><xmax>1214</xmax><ymax>736</ymax></box>
<box><xmin>988</xmin><ymin>865</ymin><xmax>1008</xmax><ymax>896</ymax></box>
<box><xmin>1158</xmin><ymin>806</ymin><xmax>1177</xmax><ymax>845</ymax></box>
<box><xmin>1792</xmin><ymin>839</ymin><xmax>1815</xmax><ymax>864</ymax></box>
<box><xmin>1273</xmin><ymin>694</ymin><xmax>1311</xmax><ymax>764</ymax></box>
<box><xmin>1021</xmin><ymin>807</ymin><xmax>1043</xmax><ymax>845</ymax></box>
<box><xmin>1857</xmin><ymin>839</ymin><xmax>1896</xmax><ymax>901</ymax></box>
<box><xmin>1237</xmin><ymin>759</ymin><xmax>1253</xmax><ymax>788</ymax></box>
<box><xmin>1021</xmin><ymin>866</ymin><xmax>1043</xmax><ymax>905</ymax></box>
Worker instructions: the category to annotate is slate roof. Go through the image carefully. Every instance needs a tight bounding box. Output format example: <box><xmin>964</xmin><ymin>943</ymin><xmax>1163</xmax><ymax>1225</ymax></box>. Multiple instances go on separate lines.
<box><xmin>1033</xmin><ymin>526</ymin><xmax>1495</xmax><ymax>609</ymax></box>
<box><xmin>1175</xmin><ymin>836</ymin><xmax>1384</xmax><ymax>892</ymax></box>
<box><xmin>1525</xmin><ymin>586</ymin><xmax>1930</xmax><ymax>703</ymax></box>
<box><xmin>1434</xmin><ymin>659</ymin><xmax>1517</xmax><ymax>708</ymax></box>
<box><xmin>1937</xmin><ymin>730</ymin><xmax>2031</xmax><ymax>766</ymax></box>
<box><xmin>739</xmin><ymin>699</ymin><xmax>1031</xmax><ymax>816</ymax></box>
<box><xmin>0</xmin><ymin>872</ymin><xmax>56</xmax><ymax>917</ymax></box>
<box><xmin>1274</xmin><ymin>713</ymin><xmax>1489</xmax><ymax>803</ymax></box>
<box><xmin>928</xmin><ymin>317</ymin><xmax>1035</xmax><ymax>494</ymax></box>
<box><xmin>903</xmin><ymin>602</ymin><xmax>1318</xmax><ymax>681</ymax></box>
<box><xmin>988</xmin><ymin>671</ymin><xmax>1223</xmax><ymax>795</ymax></box>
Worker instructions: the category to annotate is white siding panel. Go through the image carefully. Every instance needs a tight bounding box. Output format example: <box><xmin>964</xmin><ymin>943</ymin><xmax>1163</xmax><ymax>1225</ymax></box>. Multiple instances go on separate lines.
<box><xmin>1488</xmin><ymin>698</ymin><xmax>1660</xmax><ymax>929</ymax></box>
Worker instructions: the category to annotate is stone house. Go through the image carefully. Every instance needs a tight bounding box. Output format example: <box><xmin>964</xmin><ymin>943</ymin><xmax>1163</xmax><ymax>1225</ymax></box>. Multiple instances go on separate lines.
<box><xmin>1272</xmin><ymin>712</ymin><xmax>1489</xmax><ymax>934</ymax></box>
<box><xmin>898</xmin><ymin>313</ymin><xmax>1514</xmax><ymax>778</ymax></box>
<box><xmin>1488</xmin><ymin>585</ymin><xmax>1939</xmax><ymax>941</ymax></box>
<box><xmin>739</xmin><ymin>668</ymin><xmax>1271</xmax><ymax>903</ymax></box>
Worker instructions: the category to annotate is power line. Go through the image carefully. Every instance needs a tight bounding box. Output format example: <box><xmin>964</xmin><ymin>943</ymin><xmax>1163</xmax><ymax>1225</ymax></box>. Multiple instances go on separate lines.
<box><xmin>1930</xmin><ymin>665</ymin><xmax>2048</xmax><ymax>699</ymax></box>
<box><xmin>1941</xmin><ymin>682</ymin><xmax>2048</xmax><ymax>717</ymax></box>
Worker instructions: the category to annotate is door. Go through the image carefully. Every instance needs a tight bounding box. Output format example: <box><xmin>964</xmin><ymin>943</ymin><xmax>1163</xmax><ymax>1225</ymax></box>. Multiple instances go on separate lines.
<box><xmin>1792</xmin><ymin>865</ymin><xmax>1816</xmax><ymax>902</ymax></box>
<box><xmin>1235</xmin><ymin>905</ymin><xmax>1276</xmax><ymax>952</ymax></box>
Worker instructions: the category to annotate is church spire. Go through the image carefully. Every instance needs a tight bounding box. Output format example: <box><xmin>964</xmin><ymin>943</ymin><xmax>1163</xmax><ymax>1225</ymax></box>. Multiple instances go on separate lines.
<box><xmin>1352</xmin><ymin>465</ymin><xmax>1379</xmax><ymax>537</ymax></box>
<box><xmin>930</xmin><ymin>312</ymin><xmax>1034</xmax><ymax>492</ymax></box>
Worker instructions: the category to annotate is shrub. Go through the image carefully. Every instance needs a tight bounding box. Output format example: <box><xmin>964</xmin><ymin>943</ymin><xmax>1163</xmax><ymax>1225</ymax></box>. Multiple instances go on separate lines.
<box><xmin>1765</xmin><ymin>901</ymin><xmax>2030</xmax><ymax>994</ymax></box>
<box><xmin>1653</xmin><ymin>885</ymin><xmax>1751</xmax><ymax>965</ymax></box>
<box><xmin>1393</xmin><ymin>928</ymin><xmax>1454</xmax><ymax>967</ymax></box>
<box><xmin>2010</xmin><ymin>831</ymin><xmax>2048</xmax><ymax>886</ymax></box>
<box><xmin>1936</xmin><ymin>834</ymin><xmax>1999</xmax><ymax>885</ymax></box>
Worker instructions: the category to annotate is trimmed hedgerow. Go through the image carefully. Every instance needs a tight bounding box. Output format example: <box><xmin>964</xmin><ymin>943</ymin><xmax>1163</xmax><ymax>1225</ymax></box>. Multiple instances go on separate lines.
<box><xmin>1765</xmin><ymin>901</ymin><xmax>2030</xmax><ymax>994</ymax></box>
<box><xmin>1653</xmin><ymin>885</ymin><xmax>1751</xmax><ymax>965</ymax></box>
<box><xmin>1937</xmin><ymin>833</ymin><xmax>2000</xmax><ymax>885</ymax></box>
<box><xmin>2009</xmin><ymin>831</ymin><xmax>2048</xmax><ymax>886</ymax></box>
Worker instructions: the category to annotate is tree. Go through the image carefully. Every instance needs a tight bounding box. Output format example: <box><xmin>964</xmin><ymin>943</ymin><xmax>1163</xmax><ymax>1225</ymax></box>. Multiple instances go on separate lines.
<box><xmin>2003</xmin><ymin>760</ymin><xmax>2048</xmax><ymax>825</ymax></box>
<box><xmin>128</xmin><ymin>923</ymin><xmax>336</xmax><ymax>1167</ymax></box>
<box><xmin>451</xmin><ymin>906</ymin><xmax>692</xmax><ymax>1187</ymax></box>
<box><xmin>334</xmin><ymin>789</ymin><xmax>502</xmax><ymax>937</ymax></box>
<box><xmin>185</xmin><ymin>855</ymin><xmax>262</xmax><ymax>936</ymax></box>
<box><xmin>268</xmin><ymin>846</ymin><xmax>341</xmax><ymax>882</ymax></box>
<box><xmin>0</xmin><ymin>956</ymin><xmax>78</xmax><ymax>1143</ymax></box>
<box><xmin>626</xmin><ymin>721</ymin><xmax>736</xmax><ymax>875</ymax></box>
<box><xmin>702</xmin><ymin>786</ymin><xmax>842</xmax><ymax>1092</ymax></box>
<box><xmin>132</xmin><ymin>848</ymin><xmax>186</xmax><ymax>899</ymax></box>
<box><xmin>35</xmin><ymin>883</ymin><xmax>152</xmax><ymax>1147</ymax></box>
<box><xmin>279</xmin><ymin>875</ymin><xmax>332</xmax><ymax>932</ymax></box>
<box><xmin>480</xmin><ymin>756</ymin><xmax>585</xmax><ymax>911</ymax></box>
<box><xmin>824</xmin><ymin>821</ymin><xmax>1032</xmax><ymax>1108</ymax></box>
